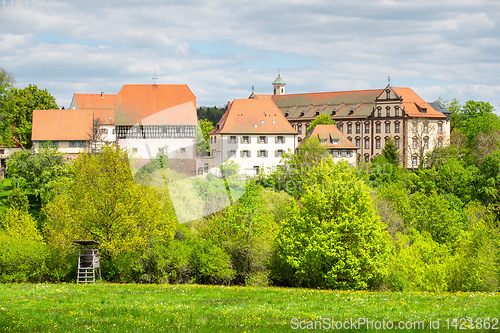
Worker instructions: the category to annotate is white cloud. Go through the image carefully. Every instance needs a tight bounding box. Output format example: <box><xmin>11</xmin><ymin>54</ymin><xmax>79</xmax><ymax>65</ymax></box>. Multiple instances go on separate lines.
<box><xmin>0</xmin><ymin>0</ymin><xmax>498</xmax><ymax>110</ymax></box>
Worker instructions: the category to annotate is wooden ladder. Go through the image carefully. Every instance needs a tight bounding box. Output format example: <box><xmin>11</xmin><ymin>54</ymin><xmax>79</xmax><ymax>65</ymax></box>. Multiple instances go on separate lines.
<box><xmin>77</xmin><ymin>268</ymin><xmax>95</xmax><ymax>284</ymax></box>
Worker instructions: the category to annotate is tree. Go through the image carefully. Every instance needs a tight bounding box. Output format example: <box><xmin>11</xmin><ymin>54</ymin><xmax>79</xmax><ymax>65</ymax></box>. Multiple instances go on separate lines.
<box><xmin>197</xmin><ymin>106</ymin><xmax>227</xmax><ymax>126</ymax></box>
<box><xmin>462</xmin><ymin>100</ymin><xmax>495</xmax><ymax>119</ymax></box>
<box><xmin>306</xmin><ymin>114</ymin><xmax>335</xmax><ymax>134</ymax></box>
<box><xmin>0</xmin><ymin>68</ymin><xmax>16</xmax><ymax>145</ymax></box>
<box><xmin>272</xmin><ymin>160</ymin><xmax>393</xmax><ymax>289</ymax></box>
<box><xmin>438</xmin><ymin>98</ymin><xmax>462</xmax><ymax>132</ymax></box>
<box><xmin>9</xmin><ymin>84</ymin><xmax>58</xmax><ymax>147</ymax></box>
<box><xmin>196</xmin><ymin>118</ymin><xmax>214</xmax><ymax>153</ymax></box>
<box><xmin>7</xmin><ymin>144</ymin><xmax>67</xmax><ymax>204</ymax></box>
<box><xmin>43</xmin><ymin>145</ymin><xmax>176</xmax><ymax>259</ymax></box>
<box><xmin>381</xmin><ymin>137</ymin><xmax>399</xmax><ymax>164</ymax></box>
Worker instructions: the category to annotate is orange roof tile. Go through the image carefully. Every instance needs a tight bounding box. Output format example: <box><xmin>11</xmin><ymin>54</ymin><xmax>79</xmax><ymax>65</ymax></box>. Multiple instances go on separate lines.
<box><xmin>32</xmin><ymin>109</ymin><xmax>93</xmax><ymax>141</ymax></box>
<box><xmin>306</xmin><ymin>125</ymin><xmax>358</xmax><ymax>149</ymax></box>
<box><xmin>271</xmin><ymin>87</ymin><xmax>446</xmax><ymax>119</ymax></box>
<box><xmin>392</xmin><ymin>87</ymin><xmax>445</xmax><ymax>118</ymax></box>
<box><xmin>210</xmin><ymin>99</ymin><xmax>298</xmax><ymax>135</ymax></box>
<box><xmin>92</xmin><ymin>109</ymin><xmax>115</xmax><ymax>125</ymax></box>
<box><xmin>72</xmin><ymin>93</ymin><xmax>116</xmax><ymax>109</ymax></box>
<box><xmin>114</xmin><ymin>84</ymin><xmax>197</xmax><ymax>126</ymax></box>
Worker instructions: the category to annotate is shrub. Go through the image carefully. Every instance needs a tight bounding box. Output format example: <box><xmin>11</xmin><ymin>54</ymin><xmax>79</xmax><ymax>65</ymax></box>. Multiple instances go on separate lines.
<box><xmin>188</xmin><ymin>239</ymin><xmax>234</xmax><ymax>285</ymax></box>
<box><xmin>0</xmin><ymin>233</ymin><xmax>48</xmax><ymax>282</ymax></box>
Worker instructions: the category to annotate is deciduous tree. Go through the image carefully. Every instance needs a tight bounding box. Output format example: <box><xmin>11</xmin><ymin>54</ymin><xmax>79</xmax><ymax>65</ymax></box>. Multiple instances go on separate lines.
<box><xmin>272</xmin><ymin>160</ymin><xmax>393</xmax><ymax>290</ymax></box>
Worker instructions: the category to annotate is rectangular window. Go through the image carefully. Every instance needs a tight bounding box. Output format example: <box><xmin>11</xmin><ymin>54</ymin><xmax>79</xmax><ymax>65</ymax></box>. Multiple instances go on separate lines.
<box><xmin>259</xmin><ymin>136</ymin><xmax>266</xmax><ymax>144</ymax></box>
<box><xmin>385</xmin><ymin>123</ymin><xmax>390</xmax><ymax>133</ymax></box>
<box><xmin>347</xmin><ymin>124</ymin><xmax>352</xmax><ymax>134</ymax></box>
<box><xmin>0</xmin><ymin>149</ymin><xmax>4</xmax><ymax>154</ymax></box>
<box><xmin>423</xmin><ymin>140</ymin><xmax>429</xmax><ymax>149</ymax></box>
<box><xmin>112</xmin><ymin>128</ymin><xmax>115</xmax><ymax>134</ymax></box>
<box><xmin>298</xmin><ymin>125</ymin><xmax>302</xmax><ymax>134</ymax></box>
<box><xmin>365</xmin><ymin>124</ymin><xmax>370</xmax><ymax>134</ymax></box>
<box><xmin>341</xmin><ymin>150</ymin><xmax>346</xmax><ymax>157</ymax></box>
<box><xmin>395</xmin><ymin>138</ymin><xmax>400</xmax><ymax>149</ymax></box>
<box><xmin>228</xmin><ymin>150</ymin><xmax>236</xmax><ymax>158</ymax></box>
<box><xmin>438</xmin><ymin>123</ymin><xmax>443</xmax><ymax>133</ymax></box>
<box><xmin>276</xmin><ymin>149</ymin><xmax>284</xmax><ymax>157</ymax></box>
<box><xmin>377</xmin><ymin>109</ymin><xmax>381</xmax><ymax>117</ymax></box>
<box><xmin>413</xmin><ymin>123</ymin><xmax>418</xmax><ymax>133</ymax></box>
<box><xmin>230</xmin><ymin>136</ymin><xmax>236</xmax><ymax>144</ymax></box>
<box><xmin>337</xmin><ymin>124</ymin><xmax>343</xmax><ymax>132</ymax></box>
<box><xmin>158</xmin><ymin>147</ymin><xmax>164</xmax><ymax>153</ymax></box>
<box><xmin>259</xmin><ymin>150</ymin><xmax>267</xmax><ymax>157</ymax></box>
<box><xmin>395</xmin><ymin>108</ymin><xmax>399</xmax><ymax>117</ymax></box>
<box><xmin>413</xmin><ymin>139</ymin><xmax>417</xmax><ymax>149</ymax></box>
<box><xmin>423</xmin><ymin>123</ymin><xmax>428</xmax><ymax>133</ymax></box>
<box><xmin>180</xmin><ymin>147</ymin><xmax>186</xmax><ymax>153</ymax></box>
<box><xmin>412</xmin><ymin>156</ymin><xmax>418</xmax><ymax>167</ymax></box>
<box><xmin>242</xmin><ymin>136</ymin><xmax>249</xmax><ymax>143</ymax></box>
<box><xmin>356</xmin><ymin>138</ymin><xmax>360</xmax><ymax>148</ymax></box>
<box><xmin>395</xmin><ymin>123</ymin><xmax>400</xmax><ymax>133</ymax></box>
<box><xmin>241</xmin><ymin>150</ymin><xmax>249</xmax><ymax>157</ymax></box>
<box><xmin>100</xmin><ymin>128</ymin><xmax>108</xmax><ymax>134</ymax></box>
<box><xmin>276</xmin><ymin>136</ymin><xmax>284</xmax><ymax>144</ymax></box>
<box><xmin>386</xmin><ymin>108</ymin><xmax>390</xmax><ymax>117</ymax></box>
<box><xmin>365</xmin><ymin>139</ymin><xmax>369</xmax><ymax>149</ymax></box>
<box><xmin>356</xmin><ymin>124</ymin><xmax>360</xmax><ymax>134</ymax></box>
<box><xmin>376</xmin><ymin>138</ymin><xmax>380</xmax><ymax>149</ymax></box>
<box><xmin>346</xmin><ymin>150</ymin><xmax>352</xmax><ymax>158</ymax></box>
<box><xmin>438</xmin><ymin>138</ymin><xmax>443</xmax><ymax>147</ymax></box>
<box><xmin>253</xmin><ymin>166</ymin><xmax>259</xmax><ymax>173</ymax></box>
<box><xmin>376</xmin><ymin>124</ymin><xmax>381</xmax><ymax>133</ymax></box>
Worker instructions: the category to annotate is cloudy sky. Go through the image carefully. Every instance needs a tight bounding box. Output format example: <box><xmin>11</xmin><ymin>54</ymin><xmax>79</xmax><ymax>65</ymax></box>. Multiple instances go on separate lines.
<box><xmin>1</xmin><ymin>0</ymin><xmax>499</xmax><ymax>112</ymax></box>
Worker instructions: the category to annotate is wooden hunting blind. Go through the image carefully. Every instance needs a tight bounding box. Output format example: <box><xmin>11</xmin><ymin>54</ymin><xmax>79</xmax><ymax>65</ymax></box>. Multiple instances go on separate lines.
<box><xmin>73</xmin><ymin>240</ymin><xmax>101</xmax><ymax>283</ymax></box>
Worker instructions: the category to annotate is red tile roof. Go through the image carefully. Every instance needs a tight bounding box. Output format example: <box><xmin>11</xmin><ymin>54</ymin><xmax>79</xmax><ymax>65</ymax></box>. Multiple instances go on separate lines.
<box><xmin>306</xmin><ymin>125</ymin><xmax>358</xmax><ymax>149</ymax></box>
<box><xmin>114</xmin><ymin>84</ymin><xmax>197</xmax><ymax>126</ymax></box>
<box><xmin>392</xmin><ymin>87</ymin><xmax>445</xmax><ymax>118</ymax></box>
<box><xmin>32</xmin><ymin>109</ymin><xmax>93</xmax><ymax>141</ymax></box>
<box><xmin>261</xmin><ymin>87</ymin><xmax>445</xmax><ymax>119</ymax></box>
<box><xmin>210</xmin><ymin>99</ymin><xmax>298</xmax><ymax>135</ymax></box>
<box><xmin>72</xmin><ymin>93</ymin><xmax>116</xmax><ymax>109</ymax></box>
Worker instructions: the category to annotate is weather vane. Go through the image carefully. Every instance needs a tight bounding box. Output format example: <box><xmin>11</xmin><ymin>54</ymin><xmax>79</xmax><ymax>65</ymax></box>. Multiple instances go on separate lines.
<box><xmin>153</xmin><ymin>68</ymin><xmax>158</xmax><ymax>85</ymax></box>
<box><xmin>252</xmin><ymin>85</ymin><xmax>255</xmax><ymax>93</ymax></box>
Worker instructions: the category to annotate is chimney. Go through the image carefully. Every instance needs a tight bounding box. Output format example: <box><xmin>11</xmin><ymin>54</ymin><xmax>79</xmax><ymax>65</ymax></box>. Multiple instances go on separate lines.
<box><xmin>101</xmin><ymin>92</ymin><xmax>104</xmax><ymax>98</ymax></box>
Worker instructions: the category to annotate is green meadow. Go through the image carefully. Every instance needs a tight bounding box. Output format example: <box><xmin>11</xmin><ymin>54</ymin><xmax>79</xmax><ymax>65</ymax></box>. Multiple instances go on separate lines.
<box><xmin>0</xmin><ymin>284</ymin><xmax>499</xmax><ymax>332</ymax></box>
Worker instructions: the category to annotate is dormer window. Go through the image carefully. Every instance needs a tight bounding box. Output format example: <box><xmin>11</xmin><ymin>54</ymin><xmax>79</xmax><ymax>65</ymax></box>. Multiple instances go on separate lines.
<box><xmin>422</xmin><ymin>108</ymin><xmax>427</xmax><ymax>114</ymax></box>
<box><xmin>349</xmin><ymin>110</ymin><xmax>354</xmax><ymax>115</ymax></box>
<box><xmin>300</xmin><ymin>112</ymin><xmax>305</xmax><ymax>117</ymax></box>
<box><xmin>285</xmin><ymin>112</ymin><xmax>289</xmax><ymax>117</ymax></box>
<box><xmin>332</xmin><ymin>139</ymin><xmax>339</xmax><ymax>145</ymax></box>
<box><xmin>331</xmin><ymin>110</ymin><xmax>337</xmax><ymax>116</ymax></box>
<box><xmin>315</xmin><ymin>111</ymin><xmax>320</xmax><ymax>116</ymax></box>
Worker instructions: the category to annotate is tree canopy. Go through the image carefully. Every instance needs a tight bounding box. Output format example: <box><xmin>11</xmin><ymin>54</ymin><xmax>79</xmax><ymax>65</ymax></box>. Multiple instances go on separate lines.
<box><xmin>43</xmin><ymin>145</ymin><xmax>176</xmax><ymax>258</ymax></box>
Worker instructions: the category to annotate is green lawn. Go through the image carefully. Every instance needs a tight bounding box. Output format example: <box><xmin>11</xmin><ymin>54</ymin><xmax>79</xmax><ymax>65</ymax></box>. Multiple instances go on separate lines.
<box><xmin>0</xmin><ymin>284</ymin><xmax>499</xmax><ymax>332</ymax></box>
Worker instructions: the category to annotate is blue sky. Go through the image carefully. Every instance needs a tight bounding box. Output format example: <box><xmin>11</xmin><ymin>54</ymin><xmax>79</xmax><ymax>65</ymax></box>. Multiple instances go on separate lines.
<box><xmin>1</xmin><ymin>0</ymin><xmax>499</xmax><ymax>112</ymax></box>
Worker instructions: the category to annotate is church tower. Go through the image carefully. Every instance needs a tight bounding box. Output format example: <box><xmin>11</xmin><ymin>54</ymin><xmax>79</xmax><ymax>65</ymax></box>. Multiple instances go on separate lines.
<box><xmin>273</xmin><ymin>74</ymin><xmax>286</xmax><ymax>96</ymax></box>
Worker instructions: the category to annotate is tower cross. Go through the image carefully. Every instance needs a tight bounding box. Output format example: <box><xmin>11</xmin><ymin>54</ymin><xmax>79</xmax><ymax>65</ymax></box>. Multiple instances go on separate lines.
<box><xmin>387</xmin><ymin>75</ymin><xmax>391</xmax><ymax>85</ymax></box>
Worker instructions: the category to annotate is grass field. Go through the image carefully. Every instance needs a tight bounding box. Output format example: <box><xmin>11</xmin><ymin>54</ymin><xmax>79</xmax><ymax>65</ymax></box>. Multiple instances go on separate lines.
<box><xmin>0</xmin><ymin>284</ymin><xmax>499</xmax><ymax>332</ymax></box>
